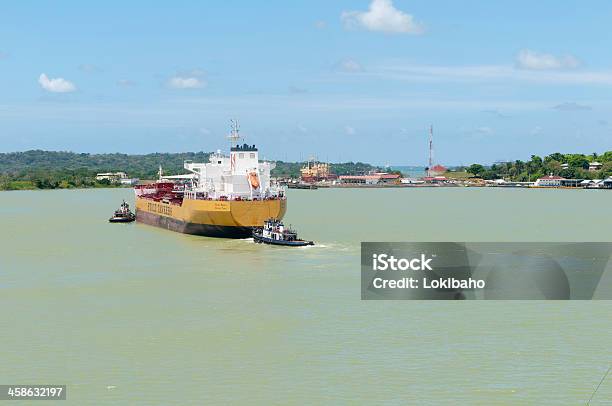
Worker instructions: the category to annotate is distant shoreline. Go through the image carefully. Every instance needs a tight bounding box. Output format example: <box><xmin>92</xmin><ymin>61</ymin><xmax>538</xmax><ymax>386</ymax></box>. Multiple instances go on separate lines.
<box><xmin>0</xmin><ymin>184</ymin><xmax>129</xmax><ymax>192</ymax></box>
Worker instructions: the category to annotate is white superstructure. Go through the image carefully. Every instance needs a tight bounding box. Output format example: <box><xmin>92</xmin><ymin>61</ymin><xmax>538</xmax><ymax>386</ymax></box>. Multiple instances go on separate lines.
<box><xmin>181</xmin><ymin>121</ymin><xmax>283</xmax><ymax>200</ymax></box>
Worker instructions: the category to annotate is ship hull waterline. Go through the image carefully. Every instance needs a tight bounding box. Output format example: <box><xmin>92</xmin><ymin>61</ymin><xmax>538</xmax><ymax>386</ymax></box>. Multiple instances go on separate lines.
<box><xmin>135</xmin><ymin>197</ymin><xmax>287</xmax><ymax>238</ymax></box>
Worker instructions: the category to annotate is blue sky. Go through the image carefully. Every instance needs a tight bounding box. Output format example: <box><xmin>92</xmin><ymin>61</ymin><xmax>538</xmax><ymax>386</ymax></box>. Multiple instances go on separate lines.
<box><xmin>0</xmin><ymin>0</ymin><xmax>611</xmax><ymax>165</ymax></box>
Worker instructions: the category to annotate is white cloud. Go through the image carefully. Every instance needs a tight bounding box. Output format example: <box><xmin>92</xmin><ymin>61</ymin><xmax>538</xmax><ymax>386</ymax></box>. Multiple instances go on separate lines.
<box><xmin>516</xmin><ymin>49</ymin><xmax>580</xmax><ymax>70</ymax></box>
<box><xmin>314</xmin><ymin>20</ymin><xmax>327</xmax><ymax>29</ymax></box>
<box><xmin>341</xmin><ymin>0</ymin><xmax>424</xmax><ymax>34</ymax></box>
<box><xmin>297</xmin><ymin>125</ymin><xmax>308</xmax><ymax>134</ymax></box>
<box><xmin>344</xmin><ymin>125</ymin><xmax>356</xmax><ymax>135</ymax></box>
<box><xmin>38</xmin><ymin>73</ymin><xmax>77</xmax><ymax>93</ymax></box>
<box><xmin>167</xmin><ymin>76</ymin><xmax>206</xmax><ymax>89</ymax></box>
<box><xmin>336</xmin><ymin>58</ymin><xmax>363</xmax><ymax>73</ymax></box>
<box><xmin>369</xmin><ymin>63</ymin><xmax>612</xmax><ymax>85</ymax></box>
<box><xmin>553</xmin><ymin>102</ymin><xmax>592</xmax><ymax>111</ymax></box>
<box><xmin>199</xmin><ymin>127</ymin><xmax>211</xmax><ymax>135</ymax></box>
<box><xmin>0</xmin><ymin>51</ymin><xmax>8</xmax><ymax>59</ymax></box>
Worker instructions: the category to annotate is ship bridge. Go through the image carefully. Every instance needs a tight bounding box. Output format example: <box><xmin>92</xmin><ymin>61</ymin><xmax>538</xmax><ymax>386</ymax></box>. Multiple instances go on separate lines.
<box><xmin>182</xmin><ymin>126</ymin><xmax>279</xmax><ymax>200</ymax></box>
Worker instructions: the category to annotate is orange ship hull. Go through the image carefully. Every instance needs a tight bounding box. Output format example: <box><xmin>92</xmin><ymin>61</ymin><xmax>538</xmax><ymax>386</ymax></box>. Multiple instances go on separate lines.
<box><xmin>135</xmin><ymin>197</ymin><xmax>287</xmax><ymax>238</ymax></box>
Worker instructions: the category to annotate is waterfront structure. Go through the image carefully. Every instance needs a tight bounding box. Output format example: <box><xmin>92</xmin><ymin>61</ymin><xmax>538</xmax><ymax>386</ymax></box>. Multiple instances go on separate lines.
<box><xmin>559</xmin><ymin>179</ymin><xmax>583</xmax><ymax>188</ymax></box>
<box><xmin>300</xmin><ymin>159</ymin><xmax>336</xmax><ymax>183</ymax></box>
<box><xmin>134</xmin><ymin>121</ymin><xmax>286</xmax><ymax>238</ymax></box>
<box><xmin>338</xmin><ymin>172</ymin><xmax>400</xmax><ymax>185</ymax></box>
<box><xmin>96</xmin><ymin>172</ymin><xmax>128</xmax><ymax>182</ymax></box>
<box><xmin>580</xmin><ymin>179</ymin><xmax>594</xmax><ymax>187</ymax></box>
<box><xmin>534</xmin><ymin>174</ymin><xmax>565</xmax><ymax>187</ymax></box>
<box><xmin>120</xmin><ymin>178</ymin><xmax>139</xmax><ymax>186</ymax></box>
<box><xmin>423</xmin><ymin>176</ymin><xmax>449</xmax><ymax>184</ymax></box>
<box><xmin>580</xmin><ymin>179</ymin><xmax>604</xmax><ymax>188</ymax></box>
<box><xmin>401</xmin><ymin>178</ymin><xmax>425</xmax><ymax>184</ymax></box>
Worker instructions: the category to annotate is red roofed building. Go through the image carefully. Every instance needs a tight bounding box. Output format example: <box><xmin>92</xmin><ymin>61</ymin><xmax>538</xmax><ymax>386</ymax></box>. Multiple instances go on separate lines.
<box><xmin>534</xmin><ymin>174</ymin><xmax>565</xmax><ymax>187</ymax></box>
<box><xmin>428</xmin><ymin>164</ymin><xmax>447</xmax><ymax>176</ymax></box>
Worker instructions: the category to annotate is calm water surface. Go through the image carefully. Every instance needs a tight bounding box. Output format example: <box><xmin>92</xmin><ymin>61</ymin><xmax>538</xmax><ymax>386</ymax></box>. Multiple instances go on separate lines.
<box><xmin>1</xmin><ymin>187</ymin><xmax>611</xmax><ymax>405</ymax></box>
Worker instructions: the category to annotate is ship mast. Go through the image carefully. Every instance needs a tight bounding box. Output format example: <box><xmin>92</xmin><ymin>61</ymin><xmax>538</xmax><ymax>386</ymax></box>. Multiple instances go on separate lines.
<box><xmin>228</xmin><ymin>119</ymin><xmax>241</xmax><ymax>150</ymax></box>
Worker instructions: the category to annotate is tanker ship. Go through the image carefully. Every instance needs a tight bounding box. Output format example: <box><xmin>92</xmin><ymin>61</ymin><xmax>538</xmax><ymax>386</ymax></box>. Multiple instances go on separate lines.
<box><xmin>134</xmin><ymin>121</ymin><xmax>286</xmax><ymax>238</ymax></box>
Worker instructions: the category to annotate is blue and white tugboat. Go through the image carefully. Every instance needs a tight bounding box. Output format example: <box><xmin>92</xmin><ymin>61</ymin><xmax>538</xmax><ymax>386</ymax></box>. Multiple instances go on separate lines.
<box><xmin>252</xmin><ymin>218</ymin><xmax>314</xmax><ymax>247</ymax></box>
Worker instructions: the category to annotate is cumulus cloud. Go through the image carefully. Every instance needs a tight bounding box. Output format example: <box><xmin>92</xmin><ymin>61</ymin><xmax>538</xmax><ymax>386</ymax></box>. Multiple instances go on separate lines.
<box><xmin>167</xmin><ymin>76</ymin><xmax>206</xmax><ymax>89</ymax></box>
<box><xmin>167</xmin><ymin>69</ymin><xmax>207</xmax><ymax>89</ymax></box>
<box><xmin>553</xmin><ymin>102</ymin><xmax>592</xmax><ymax>111</ymax></box>
<box><xmin>336</xmin><ymin>58</ymin><xmax>363</xmax><ymax>73</ymax></box>
<box><xmin>314</xmin><ymin>20</ymin><xmax>327</xmax><ymax>29</ymax></box>
<box><xmin>341</xmin><ymin>0</ymin><xmax>424</xmax><ymax>34</ymax></box>
<box><xmin>516</xmin><ymin>49</ymin><xmax>580</xmax><ymax>70</ymax></box>
<box><xmin>0</xmin><ymin>51</ymin><xmax>8</xmax><ymax>59</ymax></box>
<box><xmin>344</xmin><ymin>126</ymin><xmax>356</xmax><ymax>135</ymax></box>
<box><xmin>38</xmin><ymin>73</ymin><xmax>77</xmax><ymax>93</ymax></box>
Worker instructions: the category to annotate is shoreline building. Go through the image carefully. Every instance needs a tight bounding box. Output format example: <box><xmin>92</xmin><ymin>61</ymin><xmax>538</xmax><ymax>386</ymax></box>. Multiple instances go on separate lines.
<box><xmin>534</xmin><ymin>174</ymin><xmax>565</xmax><ymax>187</ymax></box>
<box><xmin>338</xmin><ymin>172</ymin><xmax>400</xmax><ymax>185</ymax></box>
<box><xmin>96</xmin><ymin>172</ymin><xmax>128</xmax><ymax>183</ymax></box>
<box><xmin>96</xmin><ymin>171</ymin><xmax>139</xmax><ymax>185</ymax></box>
<box><xmin>428</xmin><ymin>164</ymin><xmax>447</xmax><ymax>176</ymax></box>
<box><xmin>300</xmin><ymin>158</ymin><xmax>337</xmax><ymax>183</ymax></box>
<box><xmin>589</xmin><ymin>161</ymin><xmax>603</xmax><ymax>172</ymax></box>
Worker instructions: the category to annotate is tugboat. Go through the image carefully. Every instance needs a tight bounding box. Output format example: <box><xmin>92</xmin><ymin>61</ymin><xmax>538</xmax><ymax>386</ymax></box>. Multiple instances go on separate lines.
<box><xmin>109</xmin><ymin>200</ymin><xmax>136</xmax><ymax>223</ymax></box>
<box><xmin>252</xmin><ymin>218</ymin><xmax>314</xmax><ymax>247</ymax></box>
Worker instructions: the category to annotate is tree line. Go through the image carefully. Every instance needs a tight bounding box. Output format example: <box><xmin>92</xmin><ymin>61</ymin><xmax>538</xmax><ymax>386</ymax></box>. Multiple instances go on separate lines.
<box><xmin>0</xmin><ymin>150</ymin><xmax>382</xmax><ymax>190</ymax></box>
<box><xmin>0</xmin><ymin>150</ymin><xmax>214</xmax><ymax>190</ymax></box>
<box><xmin>466</xmin><ymin>151</ymin><xmax>612</xmax><ymax>181</ymax></box>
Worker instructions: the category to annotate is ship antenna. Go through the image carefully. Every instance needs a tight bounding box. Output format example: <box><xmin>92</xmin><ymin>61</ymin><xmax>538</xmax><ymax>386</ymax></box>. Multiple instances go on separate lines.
<box><xmin>228</xmin><ymin>119</ymin><xmax>241</xmax><ymax>150</ymax></box>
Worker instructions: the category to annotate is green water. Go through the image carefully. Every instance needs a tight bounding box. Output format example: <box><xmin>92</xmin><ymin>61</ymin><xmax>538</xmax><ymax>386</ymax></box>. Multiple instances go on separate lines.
<box><xmin>1</xmin><ymin>188</ymin><xmax>611</xmax><ymax>405</ymax></box>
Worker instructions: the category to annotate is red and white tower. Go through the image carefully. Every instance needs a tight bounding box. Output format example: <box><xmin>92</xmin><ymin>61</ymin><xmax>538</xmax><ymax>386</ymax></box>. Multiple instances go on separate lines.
<box><xmin>427</xmin><ymin>125</ymin><xmax>434</xmax><ymax>177</ymax></box>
